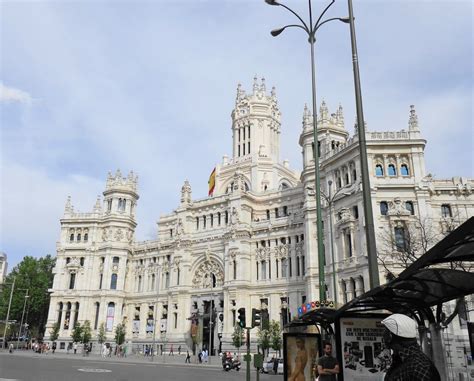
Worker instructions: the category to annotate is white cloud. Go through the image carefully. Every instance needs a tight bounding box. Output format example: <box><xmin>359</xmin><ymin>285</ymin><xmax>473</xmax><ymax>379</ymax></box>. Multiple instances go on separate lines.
<box><xmin>0</xmin><ymin>82</ymin><xmax>32</xmax><ymax>103</ymax></box>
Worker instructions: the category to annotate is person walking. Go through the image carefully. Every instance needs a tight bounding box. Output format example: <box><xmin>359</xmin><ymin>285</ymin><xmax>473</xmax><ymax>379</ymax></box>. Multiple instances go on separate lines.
<box><xmin>316</xmin><ymin>342</ymin><xmax>339</xmax><ymax>381</ymax></box>
<box><xmin>73</xmin><ymin>342</ymin><xmax>77</xmax><ymax>354</ymax></box>
<box><xmin>169</xmin><ymin>344</ymin><xmax>174</xmax><ymax>356</ymax></box>
<box><xmin>52</xmin><ymin>342</ymin><xmax>57</xmax><ymax>354</ymax></box>
<box><xmin>381</xmin><ymin>314</ymin><xmax>441</xmax><ymax>381</ymax></box>
<box><xmin>185</xmin><ymin>350</ymin><xmax>191</xmax><ymax>363</ymax></box>
<box><xmin>178</xmin><ymin>345</ymin><xmax>181</xmax><ymax>355</ymax></box>
<box><xmin>273</xmin><ymin>356</ymin><xmax>278</xmax><ymax>375</ymax></box>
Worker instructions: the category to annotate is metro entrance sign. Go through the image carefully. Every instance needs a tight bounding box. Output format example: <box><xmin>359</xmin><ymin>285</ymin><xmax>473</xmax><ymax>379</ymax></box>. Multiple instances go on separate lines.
<box><xmin>297</xmin><ymin>300</ymin><xmax>335</xmax><ymax>317</ymax></box>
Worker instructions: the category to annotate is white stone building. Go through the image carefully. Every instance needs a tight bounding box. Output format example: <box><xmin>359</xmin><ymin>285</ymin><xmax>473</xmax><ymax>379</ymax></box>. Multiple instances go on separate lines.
<box><xmin>46</xmin><ymin>78</ymin><xmax>473</xmax><ymax>361</ymax></box>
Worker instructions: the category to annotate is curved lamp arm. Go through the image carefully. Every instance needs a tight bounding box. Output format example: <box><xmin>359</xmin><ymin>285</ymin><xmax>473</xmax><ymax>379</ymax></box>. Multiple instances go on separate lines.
<box><xmin>313</xmin><ymin>0</ymin><xmax>335</xmax><ymax>32</ymax></box>
<box><xmin>271</xmin><ymin>24</ymin><xmax>309</xmax><ymax>37</ymax></box>
<box><xmin>265</xmin><ymin>0</ymin><xmax>310</xmax><ymax>34</ymax></box>
<box><xmin>316</xmin><ymin>17</ymin><xmax>351</xmax><ymax>32</ymax></box>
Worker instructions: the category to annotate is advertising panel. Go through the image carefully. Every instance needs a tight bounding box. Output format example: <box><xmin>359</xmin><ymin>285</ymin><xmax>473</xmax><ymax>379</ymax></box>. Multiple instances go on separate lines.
<box><xmin>283</xmin><ymin>333</ymin><xmax>321</xmax><ymax>381</ymax></box>
<box><xmin>336</xmin><ymin>315</ymin><xmax>391</xmax><ymax>381</ymax></box>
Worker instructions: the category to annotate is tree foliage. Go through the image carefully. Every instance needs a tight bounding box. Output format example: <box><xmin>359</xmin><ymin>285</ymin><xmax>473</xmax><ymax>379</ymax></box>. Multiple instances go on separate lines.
<box><xmin>257</xmin><ymin>327</ymin><xmax>271</xmax><ymax>356</ymax></box>
<box><xmin>231</xmin><ymin>324</ymin><xmax>244</xmax><ymax>349</ymax></box>
<box><xmin>49</xmin><ymin>322</ymin><xmax>60</xmax><ymax>342</ymax></box>
<box><xmin>269</xmin><ymin>320</ymin><xmax>282</xmax><ymax>355</ymax></box>
<box><xmin>97</xmin><ymin>323</ymin><xmax>106</xmax><ymax>344</ymax></box>
<box><xmin>81</xmin><ymin>320</ymin><xmax>92</xmax><ymax>344</ymax></box>
<box><xmin>0</xmin><ymin>255</ymin><xmax>55</xmax><ymax>337</ymax></box>
<box><xmin>71</xmin><ymin>322</ymin><xmax>83</xmax><ymax>343</ymax></box>
<box><xmin>114</xmin><ymin>323</ymin><xmax>126</xmax><ymax>345</ymax></box>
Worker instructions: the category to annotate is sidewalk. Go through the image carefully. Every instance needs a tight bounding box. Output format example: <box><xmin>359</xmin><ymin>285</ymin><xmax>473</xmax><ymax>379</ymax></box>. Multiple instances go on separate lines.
<box><xmin>0</xmin><ymin>349</ymin><xmax>227</xmax><ymax>369</ymax></box>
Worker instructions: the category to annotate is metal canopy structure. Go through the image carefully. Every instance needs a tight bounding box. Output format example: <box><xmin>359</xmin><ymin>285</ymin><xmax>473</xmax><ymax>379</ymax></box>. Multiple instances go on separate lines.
<box><xmin>288</xmin><ymin>217</ymin><xmax>474</xmax><ymax>327</ymax></box>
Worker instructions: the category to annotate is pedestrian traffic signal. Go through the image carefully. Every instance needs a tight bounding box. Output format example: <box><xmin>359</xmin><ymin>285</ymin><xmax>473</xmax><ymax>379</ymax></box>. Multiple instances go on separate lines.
<box><xmin>252</xmin><ymin>308</ymin><xmax>261</xmax><ymax>328</ymax></box>
<box><xmin>237</xmin><ymin>308</ymin><xmax>246</xmax><ymax>328</ymax></box>
<box><xmin>261</xmin><ymin>308</ymin><xmax>270</xmax><ymax>330</ymax></box>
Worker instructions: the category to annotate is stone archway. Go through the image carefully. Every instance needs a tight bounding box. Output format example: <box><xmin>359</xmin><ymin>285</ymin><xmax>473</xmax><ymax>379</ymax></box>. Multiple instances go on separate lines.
<box><xmin>191</xmin><ymin>259</ymin><xmax>224</xmax><ymax>289</ymax></box>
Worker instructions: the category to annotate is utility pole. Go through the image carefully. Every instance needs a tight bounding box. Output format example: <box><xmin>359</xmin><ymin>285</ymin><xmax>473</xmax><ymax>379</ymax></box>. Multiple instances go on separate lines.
<box><xmin>3</xmin><ymin>277</ymin><xmax>15</xmax><ymax>349</ymax></box>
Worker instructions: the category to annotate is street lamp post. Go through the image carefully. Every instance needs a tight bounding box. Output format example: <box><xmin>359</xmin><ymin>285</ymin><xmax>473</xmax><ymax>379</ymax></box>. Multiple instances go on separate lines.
<box><xmin>346</xmin><ymin>0</ymin><xmax>379</xmax><ymax>288</ymax></box>
<box><xmin>327</xmin><ymin>181</ymin><xmax>337</xmax><ymax>305</ymax></box>
<box><xmin>16</xmin><ymin>289</ymin><xmax>29</xmax><ymax>349</ymax></box>
<box><xmin>266</xmin><ymin>0</ymin><xmax>349</xmax><ymax>301</ymax></box>
<box><xmin>2</xmin><ymin>277</ymin><xmax>15</xmax><ymax>349</ymax></box>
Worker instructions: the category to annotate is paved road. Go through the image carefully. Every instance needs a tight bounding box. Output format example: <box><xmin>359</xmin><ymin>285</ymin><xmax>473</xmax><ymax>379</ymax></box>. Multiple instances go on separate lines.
<box><xmin>0</xmin><ymin>352</ymin><xmax>282</xmax><ymax>381</ymax></box>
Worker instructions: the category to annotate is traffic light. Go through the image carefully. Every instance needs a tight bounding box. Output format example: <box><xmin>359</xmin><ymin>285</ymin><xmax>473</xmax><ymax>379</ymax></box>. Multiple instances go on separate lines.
<box><xmin>261</xmin><ymin>309</ymin><xmax>270</xmax><ymax>330</ymax></box>
<box><xmin>237</xmin><ymin>308</ymin><xmax>246</xmax><ymax>328</ymax></box>
<box><xmin>252</xmin><ymin>308</ymin><xmax>261</xmax><ymax>328</ymax></box>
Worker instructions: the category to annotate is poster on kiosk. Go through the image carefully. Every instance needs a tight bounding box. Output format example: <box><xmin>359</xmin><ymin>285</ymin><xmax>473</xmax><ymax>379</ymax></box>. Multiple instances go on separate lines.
<box><xmin>335</xmin><ymin>314</ymin><xmax>391</xmax><ymax>381</ymax></box>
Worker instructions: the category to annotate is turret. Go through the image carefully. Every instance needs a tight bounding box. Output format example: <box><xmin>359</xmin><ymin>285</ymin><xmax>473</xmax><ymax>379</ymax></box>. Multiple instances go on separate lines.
<box><xmin>103</xmin><ymin>169</ymin><xmax>139</xmax><ymax>218</ymax></box>
<box><xmin>231</xmin><ymin>76</ymin><xmax>281</xmax><ymax>162</ymax></box>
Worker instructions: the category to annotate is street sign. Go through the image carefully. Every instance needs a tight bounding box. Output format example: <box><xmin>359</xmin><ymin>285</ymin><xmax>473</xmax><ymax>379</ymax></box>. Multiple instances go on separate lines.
<box><xmin>253</xmin><ymin>353</ymin><xmax>264</xmax><ymax>368</ymax></box>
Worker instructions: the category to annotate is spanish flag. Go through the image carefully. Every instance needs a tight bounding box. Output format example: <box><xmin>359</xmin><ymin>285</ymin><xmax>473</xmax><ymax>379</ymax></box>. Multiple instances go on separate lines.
<box><xmin>208</xmin><ymin>167</ymin><xmax>216</xmax><ymax>196</ymax></box>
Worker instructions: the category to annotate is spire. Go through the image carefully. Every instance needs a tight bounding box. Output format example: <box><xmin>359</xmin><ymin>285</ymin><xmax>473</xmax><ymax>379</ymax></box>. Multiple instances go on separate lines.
<box><xmin>253</xmin><ymin>75</ymin><xmax>259</xmax><ymax>93</ymax></box>
<box><xmin>236</xmin><ymin>83</ymin><xmax>245</xmax><ymax>104</ymax></box>
<box><xmin>408</xmin><ymin>104</ymin><xmax>419</xmax><ymax>130</ymax></box>
<box><xmin>302</xmin><ymin>103</ymin><xmax>312</xmax><ymax>127</ymax></box>
<box><xmin>181</xmin><ymin>180</ymin><xmax>192</xmax><ymax>205</ymax></box>
<box><xmin>64</xmin><ymin>196</ymin><xmax>73</xmax><ymax>214</ymax></box>
<box><xmin>319</xmin><ymin>100</ymin><xmax>329</xmax><ymax>122</ymax></box>
<box><xmin>260</xmin><ymin>77</ymin><xmax>266</xmax><ymax>92</ymax></box>
<box><xmin>271</xmin><ymin>86</ymin><xmax>276</xmax><ymax>98</ymax></box>
<box><xmin>336</xmin><ymin>104</ymin><xmax>345</xmax><ymax>128</ymax></box>
<box><xmin>93</xmin><ymin>195</ymin><xmax>102</xmax><ymax>213</ymax></box>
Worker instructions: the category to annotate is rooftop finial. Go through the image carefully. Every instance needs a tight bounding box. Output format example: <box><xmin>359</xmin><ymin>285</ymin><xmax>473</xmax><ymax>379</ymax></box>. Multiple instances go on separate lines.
<box><xmin>253</xmin><ymin>75</ymin><xmax>259</xmax><ymax>93</ymax></box>
<box><xmin>320</xmin><ymin>99</ymin><xmax>329</xmax><ymax>121</ymax></box>
<box><xmin>260</xmin><ymin>77</ymin><xmax>266</xmax><ymax>92</ymax></box>
<box><xmin>65</xmin><ymin>196</ymin><xmax>73</xmax><ymax>213</ymax></box>
<box><xmin>93</xmin><ymin>195</ymin><xmax>102</xmax><ymax>212</ymax></box>
<box><xmin>271</xmin><ymin>86</ymin><xmax>276</xmax><ymax>98</ymax></box>
<box><xmin>336</xmin><ymin>103</ymin><xmax>345</xmax><ymax>128</ymax></box>
<box><xmin>408</xmin><ymin>104</ymin><xmax>419</xmax><ymax>130</ymax></box>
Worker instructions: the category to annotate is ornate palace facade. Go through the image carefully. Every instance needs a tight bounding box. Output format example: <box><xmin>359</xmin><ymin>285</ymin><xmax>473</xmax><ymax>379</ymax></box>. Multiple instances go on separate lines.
<box><xmin>46</xmin><ymin>78</ymin><xmax>473</xmax><ymax>357</ymax></box>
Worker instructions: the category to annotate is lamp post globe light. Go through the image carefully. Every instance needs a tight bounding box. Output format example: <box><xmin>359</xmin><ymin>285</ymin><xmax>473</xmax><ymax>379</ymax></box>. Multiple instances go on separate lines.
<box><xmin>265</xmin><ymin>0</ymin><xmax>349</xmax><ymax>302</ymax></box>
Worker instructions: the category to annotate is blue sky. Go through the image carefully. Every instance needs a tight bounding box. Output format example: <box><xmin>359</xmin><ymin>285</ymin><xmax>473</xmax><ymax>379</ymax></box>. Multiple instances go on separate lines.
<box><xmin>1</xmin><ymin>0</ymin><xmax>472</xmax><ymax>270</ymax></box>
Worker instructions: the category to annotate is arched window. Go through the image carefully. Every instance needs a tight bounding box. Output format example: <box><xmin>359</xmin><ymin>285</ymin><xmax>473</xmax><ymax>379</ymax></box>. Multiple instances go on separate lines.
<box><xmin>217</xmin><ymin>212</ymin><xmax>221</xmax><ymax>226</ymax></box>
<box><xmin>210</xmin><ymin>214</ymin><xmax>214</xmax><ymax>227</ymax></box>
<box><xmin>57</xmin><ymin>302</ymin><xmax>63</xmax><ymax>325</ymax></box>
<box><xmin>110</xmin><ymin>273</ymin><xmax>118</xmax><ymax>290</ymax></box>
<box><xmin>66</xmin><ymin>257</ymin><xmax>71</xmax><ymax>264</ymax></box>
<box><xmin>225</xmin><ymin>211</ymin><xmax>229</xmax><ymax>224</ymax></box>
<box><xmin>165</xmin><ymin>272</ymin><xmax>170</xmax><ymax>288</ymax></box>
<box><xmin>266</xmin><ymin>210</ymin><xmax>270</xmax><ymax>220</ymax></box>
<box><xmin>113</xmin><ymin>256</ymin><xmax>119</xmax><ymax>264</ymax></box>
<box><xmin>345</xmin><ymin>173</ymin><xmax>350</xmax><ymax>185</ymax></box>
<box><xmin>70</xmin><ymin>233</ymin><xmax>74</xmax><ymax>242</ymax></box>
<box><xmin>84</xmin><ymin>233</ymin><xmax>88</xmax><ymax>242</ymax></box>
<box><xmin>151</xmin><ymin>274</ymin><xmax>156</xmax><ymax>290</ymax></box>
<box><xmin>77</xmin><ymin>233</ymin><xmax>81</xmax><ymax>241</ymax></box>
<box><xmin>280</xmin><ymin>182</ymin><xmax>289</xmax><ymax>190</ymax></box>
<box><xmin>375</xmin><ymin>164</ymin><xmax>384</xmax><ymax>177</ymax></box>
<box><xmin>138</xmin><ymin>275</ymin><xmax>142</xmax><ymax>292</ymax></box>
<box><xmin>196</xmin><ymin>217</ymin><xmax>199</xmax><ymax>230</ymax></box>
<box><xmin>211</xmin><ymin>273</ymin><xmax>217</xmax><ymax>288</ymax></box>
<box><xmin>337</xmin><ymin>177</ymin><xmax>342</xmax><ymax>189</ymax></box>
<box><xmin>401</xmin><ymin>164</ymin><xmax>410</xmax><ymax>176</ymax></box>
<box><xmin>80</xmin><ymin>257</ymin><xmax>85</xmax><ymax>266</ymax></box>
<box><xmin>352</xmin><ymin>169</ymin><xmax>357</xmax><ymax>182</ymax></box>
<box><xmin>203</xmin><ymin>215</ymin><xmax>207</xmax><ymax>229</ymax></box>
<box><xmin>405</xmin><ymin>201</ymin><xmax>414</xmax><ymax>215</ymax></box>
<box><xmin>106</xmin><ymin>302</ymin><xmax>115</xmax><ymax>332</ymax></box>
<box><xmin>233</xmin><ymin>261</ymin><xmax>237</xmax><ymax>280</ymax></box>
<box><xmin>388</xmin><ymin>164</ymin><xmax>397</xmax><ymax>176</ymax></box>
<box><xmin>64</xmin><ymin>302</ymin><xmax>72</xmax><ymax>329</ymax></box>
<box><xmin>69</xmin><ymin>273</ymin><xmax>76</xmax><ymax>289</ymax></box>
<box><xmin>380</xmin><ymin>201</ymin><xmax>388</xmax><ymax>216</ymax></box>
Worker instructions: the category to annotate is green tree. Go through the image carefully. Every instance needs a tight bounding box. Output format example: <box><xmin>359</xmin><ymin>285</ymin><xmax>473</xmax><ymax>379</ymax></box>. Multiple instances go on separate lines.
<box><xmin>81</xmin><ymin>320</ymin><xmax>92</xmax><ymax>344</ymax></box>
<box><xmin>0</xmin><ymin>255</ymin><xmax>55</xmax><ymax>337</ymax></box>
<box><xmin>49</xmin><ymin>322</ymin><xmax>60</xmax><ymax>342</ymax></box>
<box><xmin>257</xmin><ymin>327</ymin><xmax>271</xmax><ymax>356</ymax></box>
<box><xmin>269</xmin><ymin>320</ymin><xmax>282</xmax><ymax>356</ymax></box>
<box><xmin>71</xmin><ymin>322</ymin><xmax>83</xmax><ymax>343</ymax></box>
<box><xmin>114</xmin><ymin>323</ymin><xmax>126</xmax><ymax>345</ymax></box>
<box><xmin>97</xmin><ymin>323</ymin><xmax>106</xmax><ymax>344</ymax></box>
<box><xmin>231</xmin><ymin>324</ymin><xmax>244</xmax><ymax>349</ymax></box>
